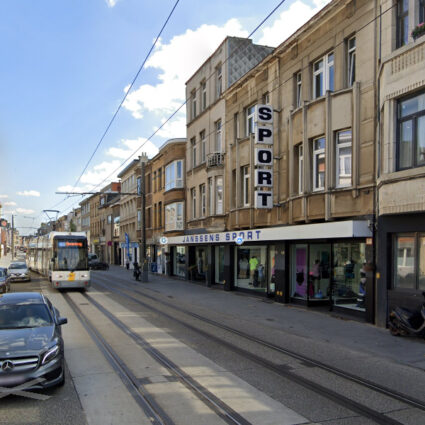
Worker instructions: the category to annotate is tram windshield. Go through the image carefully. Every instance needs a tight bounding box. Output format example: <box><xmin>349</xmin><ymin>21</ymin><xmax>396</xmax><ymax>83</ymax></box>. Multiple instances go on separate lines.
<box><xmin>53</xmin><ymin>238</ymin><xmax>88</xmax><ymax>271</ymax></box>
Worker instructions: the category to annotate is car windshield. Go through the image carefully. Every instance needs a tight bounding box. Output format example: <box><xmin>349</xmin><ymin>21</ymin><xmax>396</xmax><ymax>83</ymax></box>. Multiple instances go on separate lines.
<box><xmin>0</xmin><ymin>304</ymin><xmax>53</xmax><ymax>329</ymax></box>
<box><xmin>9</xmin><ymin>263</ymin><xmax>27</xmax><ymax>269</ymax></box>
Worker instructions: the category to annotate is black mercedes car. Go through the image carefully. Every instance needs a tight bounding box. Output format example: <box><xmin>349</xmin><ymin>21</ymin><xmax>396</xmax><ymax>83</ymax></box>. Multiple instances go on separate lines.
<box><xmin>0</xmin><ymin>292</ymin><xmax>67</xmax><ymax>389</ymax></box>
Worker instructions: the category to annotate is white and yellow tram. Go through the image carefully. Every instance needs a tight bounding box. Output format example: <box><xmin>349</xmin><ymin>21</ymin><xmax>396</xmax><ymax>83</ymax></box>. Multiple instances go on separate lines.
<box><xmin>28</xmin><ymin>232</ymin><xmax>90</xmax><ymax>290</ymax></box>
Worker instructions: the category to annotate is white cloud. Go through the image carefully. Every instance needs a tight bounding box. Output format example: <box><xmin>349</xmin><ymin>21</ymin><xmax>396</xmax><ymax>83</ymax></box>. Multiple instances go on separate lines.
<box><xmin>16</xmin><ymin>208</ymin><xmax>35</xmax><ymax>215</ymax></box>
<box><xmin>258</xmin><ymin>0</ymin><xmax>332</xmax><ymax>47</ymax></box>
<box><xmin>105</xmin><ymin>0</ymin><xmax>120</xmax><ymax>8</ymax></box>
<box><xmin>17</xmin><ymin>190</ymin><xmax>40</xmax><ymax>197</ymax></box>
<box><xmin>154</xmin><ymin>115</ymin><xmax>186</xmax><ymax>140</ymax></box>
<box><xmin>80</xmin><ymin>160</ymin><xmax>122</xmax><ymax>186</ymax></box>
<box><xmin>122</xmin><ymin>19</ymin><xmax>248</xmax><ymax>119</ymax></box>
<box><xmin>106</xmin><ymin>137</ymin><xmax>159</xmax><ymax>160</ymax></box>
<box><xmin>3</xmin><ymin>201</ymin><xmax>17</xmax><ymax>206</ymax></box>
<box><xmin>0</xmin><ymin>194</ymin><xmax>8</xmax><ymax>199</ymax></box>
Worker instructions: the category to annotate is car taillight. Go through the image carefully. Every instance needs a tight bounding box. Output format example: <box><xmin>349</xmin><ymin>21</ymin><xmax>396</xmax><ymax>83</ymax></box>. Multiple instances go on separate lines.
<box><xmin>55</xmin><ymin>282</ymin><xmax>60</xmax><ymax>287</ymax></box>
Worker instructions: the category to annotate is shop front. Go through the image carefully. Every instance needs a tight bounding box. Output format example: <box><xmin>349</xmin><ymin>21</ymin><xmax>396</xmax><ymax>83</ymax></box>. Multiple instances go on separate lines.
<box><xmin>165</xmin><ymin>220</ymin><xmax>373</xmax><ymax>320</ymax></box>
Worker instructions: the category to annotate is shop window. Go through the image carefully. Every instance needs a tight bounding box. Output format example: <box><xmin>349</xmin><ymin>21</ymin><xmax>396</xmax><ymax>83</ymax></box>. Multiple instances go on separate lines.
<box><xmin>215</xmin><ymin>246</ymin><xmax>225</xmax><ymax>284</ymax></box>
<box><xmin>173</xmin><ymin>246</ymin><xmax>186</xmax><ymax>277</ymax></box>
<box><xmin>336</xmin><ymin>130</ymin><xmax>352</xmax><ymax>187</ymax></box>
<box><xmin>397</xmin><ymin>0</ymin><xmax>409</xmax><ymax>48</ymax></box>
<box><xmin>394</xmin><ymin>233</ymin><xmax>425</xmax><ymax>291</ymax></box>
<box><xmin>397</xmin><ymin>91</ymin><xmax>425</xmax><ymax>170</ymax></box>
<box><xmin>333</xmin><ymin>242</ymin><xmax>366</xmax><ymax>310</ymax></box>
<box><xmin>313</xmin><ymin>137</ymin><xmax>325</xmax><ymax>191</ymax></box>
<box><xmin>235</xmin><ymin>245</ymin><xmax>267</xmax><ymax>292</ymax></box>
<box><xmin>291</xmin><ymin>244</ymin><xmax>308</xmax><ymax>299</ymax></box>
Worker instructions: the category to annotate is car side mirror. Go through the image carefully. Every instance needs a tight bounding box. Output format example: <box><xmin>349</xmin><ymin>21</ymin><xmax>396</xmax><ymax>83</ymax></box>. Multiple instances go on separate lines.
<box><xmin>57</xmin><ymin>317</ymin><xmax>68</xmax><ymax>326</ymax></box>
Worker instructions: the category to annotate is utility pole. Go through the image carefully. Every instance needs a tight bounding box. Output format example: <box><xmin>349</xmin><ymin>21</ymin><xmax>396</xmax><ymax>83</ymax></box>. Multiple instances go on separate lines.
<box><xmin>140</xmin><ymin>155</ymin><xmax>148</xmax><ymax>282</ymax></box>
<box><xmin>11</xmin><ymin>215</ymin><xmax>14</xmax><ymax>260</ymax></box>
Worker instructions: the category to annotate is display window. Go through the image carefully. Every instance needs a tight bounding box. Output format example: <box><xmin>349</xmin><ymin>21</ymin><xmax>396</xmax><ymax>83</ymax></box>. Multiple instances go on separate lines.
<box><xmin>235</xmin><ymin>245</ymin><xmax>267</xmax><ymax>292</ymax></box>
<box><xmin>291</xmin><ymin>244</ymin><xmax>308</xmax><ymax>299</ymax></box>
<box><xmin>215</xmin><ymin>246</ymin><xmax>225</xmax><ymax>284</ymax></box>
<box><xmin>309</xmin><ymin>244</ymin><xmax>331</xmax><ymax>301</ymax></box>
<box><xmin>332</xmin><ymin>242</ymin><xmax>366</xmax><ymax>311</ymax></box>
<box><xmin>195</xmin><ymin>247</ymin><xmax>207</xmax><ymax>280</ymax></box>
<box><xmin>173</xmin><ymin>246</ymin><xmax>186</xmax><ymax>277</ymax></box>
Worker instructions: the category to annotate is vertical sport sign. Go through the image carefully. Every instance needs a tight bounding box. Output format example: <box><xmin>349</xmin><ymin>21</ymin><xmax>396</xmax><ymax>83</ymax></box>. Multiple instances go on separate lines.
<box><xmin>254</xmin><ymin>105</ymin><xmax>273</xmax><ymax>209</ymax></box>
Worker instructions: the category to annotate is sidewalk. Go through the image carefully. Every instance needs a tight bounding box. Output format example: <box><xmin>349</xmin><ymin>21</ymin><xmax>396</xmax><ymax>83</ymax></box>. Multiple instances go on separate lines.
<box><xmin>0</xmin><ymin>253</ymin><xmax>12</xmax><ymax>268</ymax></box>
<box><xmin>99</xmin><ymin>265</ymin><xmax>425</xmax><ymax>373</ymax></box>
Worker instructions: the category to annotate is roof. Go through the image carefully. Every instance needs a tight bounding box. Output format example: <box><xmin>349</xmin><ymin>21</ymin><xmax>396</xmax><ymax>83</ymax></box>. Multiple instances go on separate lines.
<box><xmin>0</xmin><ymin>292</ymin><xmax>44</xmax><ymax>305</ymax></box>
<box><xmin>117</xmin><ymin>159</ymin><xmax>139</xmax><ymax>178</ymax></box>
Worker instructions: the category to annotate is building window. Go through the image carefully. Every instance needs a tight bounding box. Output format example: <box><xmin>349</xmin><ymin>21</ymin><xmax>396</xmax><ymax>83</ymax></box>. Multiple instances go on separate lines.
<box><xmin>347</xmin><ymin>37</ymin><xmax>356</xmax><ymax>87</ymax></box>
<box><xmin>137</xmin><ymin>210</ymin><xmax>141</xmax><ymax>230</ymax></box>
<box><xmin>242</xmin><ymin>166</ymin><xmax>250</xmax><ymax>206</ymax></box>
<box><xmin>216</xmin><ymin>64</ymin><xmax>222</xmax><ymax>99</ymax></box>
<box><xmin>200</xmin><ymin>184</ymin><xmax>206</xmax><ymax>217</ymax></box>
<box><xmin>208</xmin><ymin>177</ymin><xmax>213</xmax><ymax>216</ymax></box>
<box><xmin>165</xmin><ymin>160</ymin><xmax>184</xmax><ymax>191</ymax></box>
<box><xmin>393</xmin><ymin>233</ymin><xmax>425</xmax><ymax>290</ymax></box>
<box><xmin>336</xmin><ymin>130</ymin><xmax>352</xmax><ymax>187</ymax></box>
<box><xmin>158</xmin><ymin>202</ymin><xmax>162</xmax><ymax>227</ymax></box>
<box><xmin>397</xmin><ymin>0</ymin><xmax>409</xmax><ymax>48</ymax></box>
<box><xmin>107</xmin><ymin>215</ymin><xmax>112</xmax><ymax>224</ymax></box>
<box><xmin>296</xmin><ymin>72</ymin><xmax>302</xmax><ymax>108</ymax></box>
<box><xmin>191</xmin><ymin>188</ymin><xmax>196</xmax><ymax>219</ymax></box>
<box><xmin>262</xmin><ymin>92</ymin><xmax>270</xmax><ymax>104</ymax></box>
<box><xmin>191</xmin><ymin>137</ymin><xmax>197</xmax><ymax>168</ymax></box>
<box><xmin>298</xmin><ymin>144</ymin><xmax>303</xmax><ymax>194</ymax></box>
<box><xmin>420</xmin><ymin>0</ymin><xmax>425</xmax><ymax>23</ymax></box>
<box><xmin>157</xmin><ymin>168</ymin><xmax>162</xmax><ymax>191</ymax></box>
<box><xmin>313</xmin><ymin>52</ymin><xmax>334</xmax><ymax>99</ymax></box>
<box><xmin>191</xmin><ymin>89</ymin><xmax>197</xmax><ymax>120</ymax></box>
<box><xmin>165</xmin><ymin>202</ymin><xmax>184</xmax><ymax>231</ymax></box>
<box><xmin>234</xmin><ymin>112</ymin><xmax>239</xmax><ymax>141</ymax></box>
<box><xmin>313</xmin><ymin>137</ymin><xmax>325</xmax><ymax>191</ymax></box>
<box><xmin>246</xmin><ymin>105</ymin><xmax>255</xmax><ymax>136</ymax></box>
<box><xmin>397</xmin><ymin>91</ymin><xmax>425</xmax><ymax>170</ymax></box>
<box><xmin>216</xmin><ymin>177</ymin><xmax>223</xmax><ymax>214</ymax></box>
<box><xmin>215</xmin><ymin>120</ymin><xmax>222</xmax><ymax>152</ymax></box>
<box><xmin>201</xmin><ymin>80</ymin><xmax>207</xmax><ymax>111</ymax></box>
<box><xmin>200</xmin><ymin>130</ymin><xmax>206</xmax><ymax>163</ymax></box>
<box><xmin>146</xmin><ymin>173</ymin><xmax>151</xmax><ymax>193</ymax></box>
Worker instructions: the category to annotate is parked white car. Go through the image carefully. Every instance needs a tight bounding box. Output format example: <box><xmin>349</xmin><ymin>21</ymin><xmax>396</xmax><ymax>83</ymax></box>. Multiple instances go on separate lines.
<box><xmin>7</xmin><ymin>261</ymin><xmax>31</xmax><ymax>282</ymax></box>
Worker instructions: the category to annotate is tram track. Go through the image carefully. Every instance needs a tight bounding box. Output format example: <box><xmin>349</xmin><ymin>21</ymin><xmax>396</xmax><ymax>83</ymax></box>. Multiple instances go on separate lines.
<box><xmin>90</xmin><ymin>273</ymin><xmax>424</xmax><ymax>425</ymax></box>
<box><xmin>62</xmin><ymin>291</ymin><xmax>254</xmax><ymax>425</ymax></box>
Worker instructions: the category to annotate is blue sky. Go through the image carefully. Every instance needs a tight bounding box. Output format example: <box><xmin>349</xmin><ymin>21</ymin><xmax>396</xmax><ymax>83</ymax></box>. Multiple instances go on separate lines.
<box><xmin>0</xmin><ymin>0</ymin><xmax>330</xmax><ymax>235</ymax></box>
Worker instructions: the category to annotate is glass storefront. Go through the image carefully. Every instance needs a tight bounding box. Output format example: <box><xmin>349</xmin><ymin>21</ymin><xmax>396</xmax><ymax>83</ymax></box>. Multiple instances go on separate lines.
<box><xmin>215</xmin><ymin>246</ymin><xmax>225</xmax><ymax>284</ymax></box>
<box><xmin>309</xmin><ymin>244</ymin><xmax>331</xmax><ymax>301</ymax></box>
<box><xmin>195</xmin><ymin>247</ymin><xmax>207</xmax><ymax>280</ymax></box>
<box><xmin>173</xmin><ymin>246</ymin><xmax>186</xmax><ymax>278</ymax></box>
<box><xmin>333</xmin><ymin>242</ymin><xmax>366</xmax><ymax>311</ymax></box>
<box><xmin>291</xmin><ymin>244</ymin><xmax>308</xmax><ymax>299</ymax></box>
<box><xmin>235</xmin><ymin>245</ymin><xmax>267</xmax><ymax>292</ymax></box>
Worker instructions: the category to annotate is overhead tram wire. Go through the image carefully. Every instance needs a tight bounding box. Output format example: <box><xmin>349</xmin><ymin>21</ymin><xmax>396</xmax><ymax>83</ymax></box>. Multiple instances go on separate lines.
<box><xmin>66</xmin><ymin>0</ymin><xmax>393</xmax><ymax>211</ymax></box>
<box><xmin>70</xmin><ymin>0</ymin><xmax>181</xmax><ymax>193</ymax></box>
<box><xmin>42</xmin><ymin>0</ymin><xmax>181</xmax><ymax>217</ymax></box>
<box><xmin>60</xmin><ymin>0</ymin><xmax>290</xmax><ymax>208</ymax></box>
<box><xmin>57</xmin><ymin>0</ymin><xmax>392</xmax><ymax>219</ymax></box>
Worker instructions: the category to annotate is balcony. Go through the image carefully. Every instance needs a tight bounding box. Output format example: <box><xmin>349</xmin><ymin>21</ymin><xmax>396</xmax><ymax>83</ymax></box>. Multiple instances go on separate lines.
<box><xmin>207</xmin><ymin>152</ymin><xmax>224</xmax><ymax>168</ymax></box>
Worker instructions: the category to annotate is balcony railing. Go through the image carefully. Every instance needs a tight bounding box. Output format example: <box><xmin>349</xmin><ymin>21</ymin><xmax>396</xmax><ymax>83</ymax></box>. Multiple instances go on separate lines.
<box><xmin>207</xmin><ymin>152</ymin><xmax>224</xmax><ymax>168</ymax></box>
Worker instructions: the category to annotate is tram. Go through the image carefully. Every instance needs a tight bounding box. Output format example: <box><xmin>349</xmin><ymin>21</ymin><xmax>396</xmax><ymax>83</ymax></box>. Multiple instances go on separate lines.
<box><xmin>28</xmin><ymin>232</ymin><xmax>90</xmax><ymax>290</ymax></box>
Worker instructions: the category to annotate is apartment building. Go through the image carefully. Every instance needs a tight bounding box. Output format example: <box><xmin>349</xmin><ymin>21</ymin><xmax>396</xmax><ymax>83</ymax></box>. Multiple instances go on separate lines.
<box><xmin>145</xmin><ymin>138</ymin><xmax>186</xmax><ymax>275</ymax></box>
<box><xmin>89</xmin><ymin>193</ymin><xmax>101</xmax><ymax>256</ymax></box>
<box><xmin>98</xmin><ymin>182</ymin><xmax>121</xmax><ymax>264</ymax></box>
<box><xmin>80</xmin><ymin>197</ymin><xmax>91</xmax><ymax>246</ymax></box>
<box><xmin>118</xmin><ymin>157</ymin><xmax>145</xmax><ymax>266</ymax></box>
<box><xmin>376</xmin><ymin>0</ymin><xmax>425</xmax><ymax>326</ymax></box>
<box><xmin>180</xmin><ymin>36</ymin><xmax>273</xmax><ymax>282</ymax></box>
<box><xmin>166</xmin><ymin>0</ymin><xmax>377</xmax><ymax>322</ymax></box>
